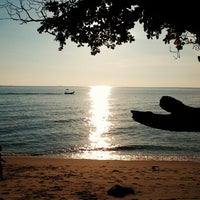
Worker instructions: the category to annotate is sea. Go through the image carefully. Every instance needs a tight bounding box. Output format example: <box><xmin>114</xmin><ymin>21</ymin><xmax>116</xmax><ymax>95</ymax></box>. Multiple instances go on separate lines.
<box><xmin>0</xmin><ymin>86</ymin><xmax>200</xmax><ymax>162</ymax></box>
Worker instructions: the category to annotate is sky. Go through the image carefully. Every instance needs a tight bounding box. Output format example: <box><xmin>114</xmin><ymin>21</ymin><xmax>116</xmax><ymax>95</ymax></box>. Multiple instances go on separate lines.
<box><xmin>0</xmin><ymin>8</ymin><xmax>200</xmax><ymax>87</ymax></box>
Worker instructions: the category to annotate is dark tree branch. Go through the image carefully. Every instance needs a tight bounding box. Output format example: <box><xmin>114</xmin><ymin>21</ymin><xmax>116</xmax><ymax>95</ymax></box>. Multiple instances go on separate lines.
<box><xmin>131</xmin><ymin>96</ymin><xmax>200</xmax><ymax>132</ymax></box>
<box><xmin>0</xmin><ymin>0</ymin><xmax>46</xmax><ymax>23</ymax></box>
<box><xmin>0</xmin><ymin>0</ymin><xmax>200</xmax><ymax>57</ymax></box>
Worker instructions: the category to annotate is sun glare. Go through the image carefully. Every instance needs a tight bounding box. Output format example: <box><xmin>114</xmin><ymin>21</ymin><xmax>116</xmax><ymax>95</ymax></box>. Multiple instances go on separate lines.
<box><xmin>88</xmin><ymin>86</ymin><xmax>112</xmax><ymax>149</ymax></box>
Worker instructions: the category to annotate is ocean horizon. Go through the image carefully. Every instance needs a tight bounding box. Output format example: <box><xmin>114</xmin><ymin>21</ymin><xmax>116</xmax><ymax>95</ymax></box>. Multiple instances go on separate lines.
<box><xmin>0</xmin><ymin>86</ymin><xmax>200</xmax><ymax>161</ymax></box>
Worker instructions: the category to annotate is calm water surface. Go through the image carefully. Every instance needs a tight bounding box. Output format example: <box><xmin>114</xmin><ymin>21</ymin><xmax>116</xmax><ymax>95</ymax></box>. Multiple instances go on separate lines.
<box><xmin>0</xmin><ymin>86</ymin><xmax>200</xmax><ymax>161</ymax></box>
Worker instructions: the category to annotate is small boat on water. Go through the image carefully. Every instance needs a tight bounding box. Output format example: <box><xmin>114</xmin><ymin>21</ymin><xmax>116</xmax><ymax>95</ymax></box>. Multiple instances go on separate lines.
<box><xmin>64</xmin><ymin>89</ymin><xmax>75</xmax><ymax>95</ymax></box>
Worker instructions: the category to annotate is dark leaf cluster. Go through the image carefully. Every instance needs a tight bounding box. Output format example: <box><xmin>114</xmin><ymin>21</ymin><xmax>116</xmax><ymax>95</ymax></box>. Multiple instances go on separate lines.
<box><xmin>2</xmin><ymin>0</ymin><xmax>200</xmax><ymax>55</ymax></box>
<box><xmin>37</xmin><ymin>0</ymin><xmax>141</xmax><ymax>55</ymax></box>
<box><xmin>37</xmin><ymin>0</ymin><xmax>200</xmax><ymax>55</ymax></box>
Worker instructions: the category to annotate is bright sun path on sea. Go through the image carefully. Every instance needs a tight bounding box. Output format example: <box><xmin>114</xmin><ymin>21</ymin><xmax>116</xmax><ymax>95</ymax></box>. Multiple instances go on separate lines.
<box><xmin>88</xmin><ymin>86</ymin><xmax>112</xmax><ymax>152</ymax></box>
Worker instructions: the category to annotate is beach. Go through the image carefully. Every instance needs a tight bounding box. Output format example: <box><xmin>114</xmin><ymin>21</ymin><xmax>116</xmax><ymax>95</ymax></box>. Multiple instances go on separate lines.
<box><xmin>0</xmin><ymin>157</ymin><xmax>200</xmax><ymax>199</ymax></box>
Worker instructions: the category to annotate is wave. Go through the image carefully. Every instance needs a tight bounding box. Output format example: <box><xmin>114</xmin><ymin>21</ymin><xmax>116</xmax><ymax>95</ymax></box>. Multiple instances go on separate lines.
<box><xmin>3</xmin><ymin>144</ymin><xmax>200</xmax><ymax>162</ymax></box>
<box><xmin>101</xmin><ymin>145</ymin><xmax>200</xmax><ymax>153</ymax></box>
<box><xmin>47</xmin><ymin>144</ymin><xmax>200</xmax><ymax>155</ymax></box>
<box><xmin>109</xmin><ymin>145</ymin><xmax>186</xmax><ymax>152</ymax></box>
<box><xmin>54</xmin><ymin>119</ymin><xmax>77</xmax><ymax>123</ymax></box>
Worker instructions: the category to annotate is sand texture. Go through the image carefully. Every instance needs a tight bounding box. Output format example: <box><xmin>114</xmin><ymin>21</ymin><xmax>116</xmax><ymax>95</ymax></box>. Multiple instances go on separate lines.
<box><xmin>0</xmin><ymin>157</ymin><xmax>200</xmax><ymax>199</ymax></box>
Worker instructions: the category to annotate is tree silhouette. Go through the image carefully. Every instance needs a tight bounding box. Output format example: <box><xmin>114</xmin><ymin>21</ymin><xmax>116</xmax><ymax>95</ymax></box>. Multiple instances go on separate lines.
<box><xmin>1</xmin><ymin>0</ymin><xmax>200</xmax><ymax>57</ymax></box>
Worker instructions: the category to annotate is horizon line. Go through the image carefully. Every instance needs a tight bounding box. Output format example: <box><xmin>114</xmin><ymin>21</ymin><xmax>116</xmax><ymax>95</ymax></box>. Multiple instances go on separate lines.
<box><xmin>1</xmin><ymin>85</ymin><xmax>200</xmax><ymax>89</ymax></box>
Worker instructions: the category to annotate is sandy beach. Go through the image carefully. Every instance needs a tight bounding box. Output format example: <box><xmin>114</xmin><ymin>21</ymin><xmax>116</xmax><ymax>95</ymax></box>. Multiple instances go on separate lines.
<box><xmin>0</xmin><ymin>157</ymin><xmax>200</xmax><ymax>200</ymax></box>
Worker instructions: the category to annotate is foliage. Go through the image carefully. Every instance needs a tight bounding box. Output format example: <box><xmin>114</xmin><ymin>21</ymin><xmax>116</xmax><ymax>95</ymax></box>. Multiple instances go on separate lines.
<box><xmin>1</xmin><ymin>0</ymin><xmax>200</xmax><ymax>56</ymax></box>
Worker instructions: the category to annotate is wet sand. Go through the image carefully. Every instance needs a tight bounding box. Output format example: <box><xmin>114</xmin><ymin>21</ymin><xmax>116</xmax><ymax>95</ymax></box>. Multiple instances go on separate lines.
<box><xmin>0</xmin><ymin>156</ymin><xmax>200</xmax><ymax>199</ymax></box>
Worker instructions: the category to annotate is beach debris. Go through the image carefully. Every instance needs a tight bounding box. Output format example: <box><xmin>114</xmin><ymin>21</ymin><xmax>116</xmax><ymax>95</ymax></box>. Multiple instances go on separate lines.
<box><xmin>107</xmin><ymin>184</ymin><xmax>135</xmax><ymax>198</ymax></box>
<box><xmin>152</xmin><ymin>165</ymin><xmax>159</xmax><ymax>172</ymax></box>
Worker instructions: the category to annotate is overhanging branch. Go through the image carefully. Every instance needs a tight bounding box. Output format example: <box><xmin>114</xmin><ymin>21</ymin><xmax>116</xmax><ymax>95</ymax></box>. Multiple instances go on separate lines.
<box><xmin>0</xmin><ymin>0</ymin><xmax>47</xmax><ymax>23</ymax></box>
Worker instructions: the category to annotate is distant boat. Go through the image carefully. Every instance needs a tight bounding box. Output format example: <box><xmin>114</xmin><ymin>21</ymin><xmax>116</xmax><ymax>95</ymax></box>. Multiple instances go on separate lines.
<box><xmin>64</xmin><ymin>89</ymin><xmax>75</xmax><ymax>95</ymax></box>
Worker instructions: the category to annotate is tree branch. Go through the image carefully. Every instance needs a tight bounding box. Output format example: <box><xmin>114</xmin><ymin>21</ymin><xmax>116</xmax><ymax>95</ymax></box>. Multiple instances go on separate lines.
<box><xmin>0</xmin><ymin>0</ymin><xmax>46</xmax><ymax>23</ymax></box>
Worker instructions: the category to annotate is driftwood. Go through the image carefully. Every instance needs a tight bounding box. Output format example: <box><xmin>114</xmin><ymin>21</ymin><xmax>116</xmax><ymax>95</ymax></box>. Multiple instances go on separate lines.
<box><xmin>131</xmin><ymin>96</ymin><xmax>200</xmax><ymax>132</ymax></box>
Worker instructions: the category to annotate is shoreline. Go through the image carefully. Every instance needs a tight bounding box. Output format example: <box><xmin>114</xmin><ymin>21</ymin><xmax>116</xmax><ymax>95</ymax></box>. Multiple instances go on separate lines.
<box><xmin>3</xmin><ymin>153</ymin><xmax>200</xmax><ymax>162</ymax></box>
<box><xmin>1</xmin><ymin>156</ymin><xmax>200</xmax><ymax>199</ymax></box>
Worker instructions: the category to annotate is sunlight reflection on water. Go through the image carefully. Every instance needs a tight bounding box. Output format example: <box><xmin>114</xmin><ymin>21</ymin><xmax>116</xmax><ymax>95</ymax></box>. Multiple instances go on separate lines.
<box><xmin>88</xmin><ymin>86</ymin><xmax>113</xmax><ymax>152</ymax></box>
